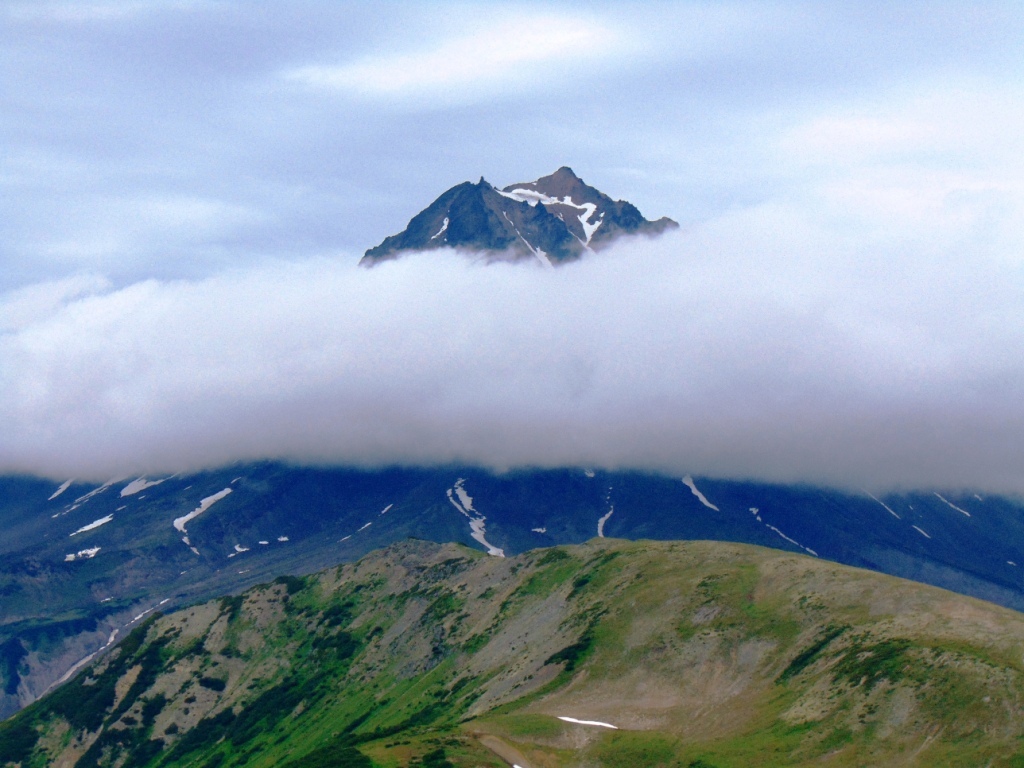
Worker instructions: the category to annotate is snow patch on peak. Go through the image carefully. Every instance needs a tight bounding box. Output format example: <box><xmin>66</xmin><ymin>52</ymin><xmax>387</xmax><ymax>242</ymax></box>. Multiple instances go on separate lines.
<box><xmin>430</xmin><ymin>217</ymin><xmax>449</xmax><ymax>240</ymax></box>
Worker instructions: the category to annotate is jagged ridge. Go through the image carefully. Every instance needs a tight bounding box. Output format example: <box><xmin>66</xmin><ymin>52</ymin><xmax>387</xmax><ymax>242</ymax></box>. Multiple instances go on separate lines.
<box><xmin>362</xmin><ymin>167</ymin><xmax>678</xmax><ymax>265</ymax></box>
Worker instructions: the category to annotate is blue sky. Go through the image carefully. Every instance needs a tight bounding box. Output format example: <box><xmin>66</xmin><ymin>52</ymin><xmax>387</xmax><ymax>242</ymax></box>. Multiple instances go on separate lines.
<box><xmin>2</xmin><ymin>2</ymin><xmax>1023</xmax><ymax>491</ymax></box>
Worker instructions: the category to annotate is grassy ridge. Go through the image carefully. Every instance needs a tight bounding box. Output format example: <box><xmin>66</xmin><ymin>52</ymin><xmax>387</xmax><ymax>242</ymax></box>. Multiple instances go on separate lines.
<box><xmin>3</xmin><ymin>538</ymin><xmax>1024</xmax><ymax>766</ymax></box>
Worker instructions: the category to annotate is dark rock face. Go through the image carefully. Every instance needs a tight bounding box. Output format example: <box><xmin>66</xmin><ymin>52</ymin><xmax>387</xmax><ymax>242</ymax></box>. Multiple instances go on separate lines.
<box><xmin>361</xmin><ymin>167</ymin><xmax>678</xmax><ymax>265</ymax></box>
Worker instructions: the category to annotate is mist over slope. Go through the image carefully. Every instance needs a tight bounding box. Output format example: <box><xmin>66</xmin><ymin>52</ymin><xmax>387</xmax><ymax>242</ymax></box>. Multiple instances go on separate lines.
<box><xmin>2</xmin><ymin>219</ymin><xmax>1023</xmax><ymax>492</ymax></box>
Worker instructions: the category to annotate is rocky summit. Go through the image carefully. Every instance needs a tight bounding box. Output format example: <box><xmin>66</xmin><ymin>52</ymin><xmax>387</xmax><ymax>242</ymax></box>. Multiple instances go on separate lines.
<box><xmin>361</xmin><ymin>167</ymin><xmax>678</xmax><ymax>266</ymax></box>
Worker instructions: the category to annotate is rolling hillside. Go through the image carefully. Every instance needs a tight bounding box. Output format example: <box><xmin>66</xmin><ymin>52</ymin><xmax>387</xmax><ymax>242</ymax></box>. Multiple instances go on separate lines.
<box><xmin>4</xmin><ymin>538</ymin><xmax>1024</xmax><ymax>767</ymax></box>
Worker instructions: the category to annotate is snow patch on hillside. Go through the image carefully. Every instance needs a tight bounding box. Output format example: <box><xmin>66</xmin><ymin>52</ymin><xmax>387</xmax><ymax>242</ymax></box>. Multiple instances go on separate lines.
<box><xmin>70</xmin><ymin>515</ymin><xmax>113</xmax><ymax>536</ymax></box>
<box><xmin>683</xmin><ymin>475</ymin><xmax>719</xmax><ymax>511</ymax></box>
<box><xmin>557</xmin><ymin>716</ymin><xmax>618</xmax><ymax>729</ymax></box>
<box><xmin>73</xmin><ymin>480</ymin><xmax>115</xmax><ymax>505</ymax></box>
<box><xmin>173</xmin><ymin>488</ymin><xmax>232</xmax><ymax>534</ymax></box>
<box><xmin>120</xmin><ymin>477</ymin><xmax>165</xmax><ymax>497</ymax></box>
<box><xmin>934</xmin><ymin>492</ymin><xmax>971</xmax><ymax>517</ymax></box>
<box><xmin>65</xmin><ymin>547</ymin><xmax>100</xmax><ymax>562</ymax></box>
<box><xmin>865</xmin><ymin>490</ymin><xmax>901</xmax><ymax>519</ymax></box>
<box><xmin>49</xmin><ymin>479</ymin><xmax>74</xmax><ymax>500</ymax></box>
<box><xmin>447</xmin><ymin>478</ymin><xmax>504</xmax><ymax>557</ymax></box>
<box><xmin>597</xmin><ymin>505</ymin><xmax>614</xmax><ymax>538</ymax></box>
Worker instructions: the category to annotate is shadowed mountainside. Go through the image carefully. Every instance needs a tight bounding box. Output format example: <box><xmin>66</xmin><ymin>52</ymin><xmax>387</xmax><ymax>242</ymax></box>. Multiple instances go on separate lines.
<box><xmin>2</xmin><ymin>465</ymin><xmax>1024</xmax><ymax>722</ymax></box>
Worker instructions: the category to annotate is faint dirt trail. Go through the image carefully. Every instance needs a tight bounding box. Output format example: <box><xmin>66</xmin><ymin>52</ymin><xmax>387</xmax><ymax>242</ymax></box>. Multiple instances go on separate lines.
<box><xmin>476</xmin><ymin>734</ymin><xmax>535</xmax><ymax>767</ymax></box>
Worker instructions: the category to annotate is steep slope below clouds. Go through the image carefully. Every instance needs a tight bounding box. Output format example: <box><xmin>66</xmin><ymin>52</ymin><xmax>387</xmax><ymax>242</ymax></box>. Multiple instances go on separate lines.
<box><xmin>3</xmin><ymin>466</ymin><xmax>1024</xmax><ymax>722</ymax></box>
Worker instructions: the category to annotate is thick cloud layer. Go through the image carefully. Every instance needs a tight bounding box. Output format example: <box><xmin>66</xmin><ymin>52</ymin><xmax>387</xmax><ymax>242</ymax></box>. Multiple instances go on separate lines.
<box><xmin>3</xmin><ymin>207</ymin><xmax>1022</xmax><ymax>492</ymax></box>
<box><xmin>2</xmin><ymin>3</ymin><xmax>1023</xmax><ymax>492</ymax></box>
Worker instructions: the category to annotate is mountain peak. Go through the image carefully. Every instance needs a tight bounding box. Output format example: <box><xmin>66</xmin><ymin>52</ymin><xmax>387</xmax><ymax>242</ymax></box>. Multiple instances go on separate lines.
<box><xmin>362</xmin><ymin>168</ymin><xmax>678</xmax><ymax>266</ymax></box>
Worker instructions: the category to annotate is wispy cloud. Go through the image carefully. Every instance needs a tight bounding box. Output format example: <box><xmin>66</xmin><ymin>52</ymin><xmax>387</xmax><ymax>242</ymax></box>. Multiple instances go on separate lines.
<box><xmin>284</xmin><ymin>13</ymin><xmax>627</xmax><ymax>105</ymax></box>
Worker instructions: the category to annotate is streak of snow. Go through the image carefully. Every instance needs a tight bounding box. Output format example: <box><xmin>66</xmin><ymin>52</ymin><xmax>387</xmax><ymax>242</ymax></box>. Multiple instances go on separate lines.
<box><xmin>173</xmin><ymin>488</ymin><xmax>232</xmax><ymax>534</ymax></box>
<box><xmin>231</xmin><ymin>476</ymin><xmax>243</xmax><ymax>484</ymax></box>
<box><xmin>430</xmin><ymin>217</ymin><xmax>449</xmax><ymax>240</ymax></box>
<box><xmin>358</xmin><ymin>522</ymin><xmax>372</xmax><ymax>531</ymax></box>
<box><xmin>597</xmin><ymin>506</ymin><xmax>614</xmax><ymax>538</ymax></box>
<box><xmin>912</xmin><ymin>525</ymin><xmax>932</xmax><ymax>539</ymax></box>
<box><xmin>380</xmin><ymin>503</ymin><xmax>393</xmax><ymax>515</ymax></box>
<box><xmin>583</xmin><ymin>469</ymin><xmax>595</xmax><ymax>478</ymax></box>
<box><xmin>277</xmin><ymin>535</ymin><xmax>289</xmax><ymax>542</ymax></box>
<box><xmin>49</xmin><ymin>479</ymin><xmax>74</xmax><ymax>500</ymax></box>
<box><xmin>501</xmin><ymin>189</ymin><xmax>603</xmax><ymax>244</ymax></box>
<box><xmin>447</xmin><ymin>478</ymin><xmax>504</xmax><ymax>556</ymax></box>
<box><xmin>934</xmin><ymin>492</ymin><xmax>971</xmax><ymax>517</ymax></box>
<box><xmin>682</xmin><ymin>476</ymin><xmax>719</xmax><ymax>511</ymax></box>
<box><xmin>70</xmin><ymin>514</ymin><xmax>113</xmax><ymax>536</ymax></box>
<box><xmin>234</xmin><ymin>544</ymin><xmax>249</xmax><ymax>553</ymax></box>
<box><xmin>501</xmin><ymin>210</ymin><xmax>553</xmax><ymax>268</ymax></box>
<box><xmin>340</xmin><ymin>535</ymin><xmax>351</xmax><ymax>542</ymax></box>
<box><xmin>557</xmin><ymin>716</ymin><xmax>618</xmax><ymax>729</ymax></box>
<box><xmin>532</xmin><ymin>527</ymin><xmax>547</xmax><ymax>533</ymax></box>
<box><xmin>73</xmin><ymin>480</ymin><xmax>115</xmax><ymax>505</ymax></box>
<box><xmin>577</xmin><ymin>202</ymin><xmax>600</xmax><ymax>243</ymax></box>
<box><xmin>120</xmin><ymin>477</ymin><xmax>165</xmax><ymax>497</ymax></box>
<box><xmin>258</xmin><ymin>540</ymin><xmax>269</xmax><ymax>545</ymax></box>
<box><xmin>1009</xmin><ymin>561</ymin><xmax>1017</xmax><ymax>566</ymax></box>
<box><xmin>864</xmin><ymin>490</ymin><xmax>901</xmax><ymax>519</ymax></box>
<box><xmin>975</xmin><ymin>494</ymin><xmax>984</xmax><ymax>502</ymax></box>
<box><xmin>190</xmin><ymin>546</ymin><xmax>200</xmax><ymax>555</ymax></box>
<box><xmin>764</xmin><ymin>524</ymin><xmax>818</xmax><ymax>557</ymax></box>
<box><xmin>453</xmin><ymin>480</ymin><xmax>475</xmax><ymax>513</ymax></box>
<box><xmin>497</xmin><ymin>187</ymin><xmax>551</xmax><ymax>205</ymax></box>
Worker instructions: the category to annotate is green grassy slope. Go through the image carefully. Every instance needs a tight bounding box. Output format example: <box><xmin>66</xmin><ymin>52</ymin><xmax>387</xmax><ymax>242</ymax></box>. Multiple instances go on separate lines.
<box><xmin>3</xmin><ymin>538</ymin><xmax>1024</xmax><ymax>767</ymax></box>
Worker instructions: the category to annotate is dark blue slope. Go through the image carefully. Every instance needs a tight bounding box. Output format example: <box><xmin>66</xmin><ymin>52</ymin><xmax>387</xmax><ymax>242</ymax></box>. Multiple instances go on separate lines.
<box><xmin>1</xmin><ymin>462</ymin><xmax>1023</xmax><ymax>718</ymax></box>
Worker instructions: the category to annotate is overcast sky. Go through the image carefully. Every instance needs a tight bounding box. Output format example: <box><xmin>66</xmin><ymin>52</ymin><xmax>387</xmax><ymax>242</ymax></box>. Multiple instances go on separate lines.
<box><xmin>2</xmin><ymin>2</ymin><xmax>1023</xmax><ymax>492</ymax></box>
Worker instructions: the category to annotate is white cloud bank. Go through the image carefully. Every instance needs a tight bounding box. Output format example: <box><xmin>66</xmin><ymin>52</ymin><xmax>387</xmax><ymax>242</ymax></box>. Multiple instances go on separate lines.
<box><xmin>2</xmin><ymin>195</ymin><xmax>1022</xmax><ymax>492</ymax></box>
